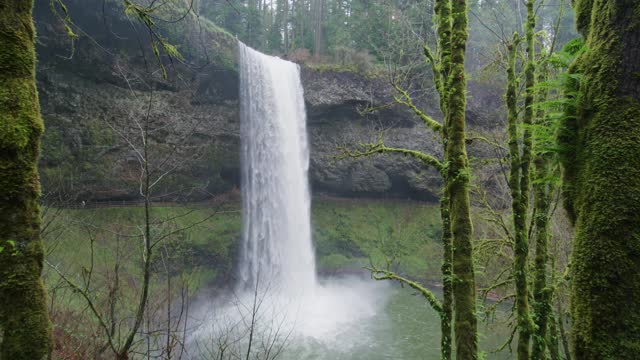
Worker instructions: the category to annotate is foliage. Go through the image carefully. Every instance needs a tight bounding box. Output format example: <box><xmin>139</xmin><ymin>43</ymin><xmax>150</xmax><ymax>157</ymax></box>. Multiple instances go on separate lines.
<box><xmin>200</xmin><ymin>0</ymin><xmax>434</xmax><ymax>63</ymax></box>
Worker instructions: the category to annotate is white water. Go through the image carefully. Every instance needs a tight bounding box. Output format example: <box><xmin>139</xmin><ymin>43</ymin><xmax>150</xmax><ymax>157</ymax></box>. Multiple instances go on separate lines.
<box><xmin>235</xmin><ymin>42</ymin><xmax>389</xmax><ymax>339</ymax></box>
<box><xmin>238</xmin><ymin>42</ymin><xmax>316</xmax><ymax>299</ymax></box>
<box><xmin>188</xmin><ymin>44</ymin><xmax>390</xmax><ymax>358</ymax></box>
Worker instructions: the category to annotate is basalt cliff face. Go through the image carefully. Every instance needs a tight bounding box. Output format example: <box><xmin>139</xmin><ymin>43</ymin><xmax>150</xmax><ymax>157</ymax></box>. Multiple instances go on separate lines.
<box><xmin>35</xmin><ymin>0</ymin><xmax>503</xmax><ymax>203</ymax></box>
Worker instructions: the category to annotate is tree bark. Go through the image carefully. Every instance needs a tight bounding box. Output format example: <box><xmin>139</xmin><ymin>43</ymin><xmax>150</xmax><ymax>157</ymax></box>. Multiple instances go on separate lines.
<box><xmin>531</xmin><ymin>68</ymin><xmax>553</xmax><ymax>360</ymax></box>
<box><xmin>440</xmin><ymin>193</ymin><xmax>453</xmax><ymax>360</ymax></box>
<box><xmin>283</xmin><ymin>0</ymin><xmax>289</xmax><ymax>52</ymax></box>
<box><xmin>505</xmin><ymin>32</ymin><xmax>534</xmax><ymax>360</ymax></box>
<box><xmin>446</xmin><ymin>1</ymin><xmax>478</xmax><ymax>358</ymax></box>
<box><xmin>313</xmin><ymin>0</ymin><xmax>324</xmax><ymax>57</ymax></box>
<box><xmin>515</xmin><ymin>1</ymin><xmax>536</xmax><ymax>357</ymax></box>
<box><xmin>561</xmin><ymin>0</ymin><xmax>640</xmax><ymax>358</ymax></box>
<box><xmin>0</xmin><ymin>0</ymin><xmax>52</xmax><ymax>358</ymax></box>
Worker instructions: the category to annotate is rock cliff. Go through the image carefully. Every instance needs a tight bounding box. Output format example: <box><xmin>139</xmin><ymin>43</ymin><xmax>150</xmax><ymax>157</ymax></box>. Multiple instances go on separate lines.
<box><xmin>35</xmin><ymin>0</ymin><xmax>502</xmax><ymax>203</ymax></box>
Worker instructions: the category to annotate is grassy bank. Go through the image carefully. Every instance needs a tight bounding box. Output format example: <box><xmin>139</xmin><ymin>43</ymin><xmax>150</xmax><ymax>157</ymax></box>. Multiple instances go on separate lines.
<box><xmin>43</xmin><ymin>197</ymin><xmax>443</xmax><ymax>289</ymax></box>
<box><xmin>312</xmin><ymin>197</ymin><xmax>442</xmax><ymax>280</ymax></box>
<box><xmin>42</xmin><ymin>197</ymin><xmax>497</xmax><ymax>358</ymax></box>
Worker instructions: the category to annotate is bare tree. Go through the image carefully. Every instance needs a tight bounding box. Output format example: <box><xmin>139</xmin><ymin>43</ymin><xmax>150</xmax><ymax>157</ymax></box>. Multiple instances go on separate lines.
<box><xmin>192</xmin><ymin>276</ymin><xmax>292</xmax><ymax>360</ymax></box>
<box><xmin>45</xmin><ymin>106</ymin><xmax>223</xmax><ymax>357</ymax></box>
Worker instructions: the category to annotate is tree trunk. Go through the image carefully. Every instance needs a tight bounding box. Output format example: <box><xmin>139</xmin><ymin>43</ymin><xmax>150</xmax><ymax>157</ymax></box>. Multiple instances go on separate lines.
<box><xmin>261</xmin><ymin>0</ymin><xmax>268</xmax><ymax>50</ymax></box>
<box><xmin>0</xmin><ymin>0</ymin><xmax>52</xmax><ymax>358</ymax></box>
<box><xmin>313</xmin><ymin>0</ymin><xmax>323</xmax><ymax>57</ymax></box>
<box><xmin>440</xmin><ymin>193</ymin><xmax>453</xmax><ymax>360</ymax></box>
<box><xmin>298</xmin><ymin>0</ymin><xmax>305</xmax><ymax>49</ymax></box>
<box><xmin>435</xmin><ymin>0</ymin><xmax>453</xmax><ymax>357</ymax></box>
<box><xmin>531</xmin><ymin>68</ymin><xmax>553</xmax><ymax>360</ymax></box>
<box><xmin>290</xmin><ymin>0</ymin><xmax>296</xmax><ymax>49</ymax></box>
<box><xmin>531</xmin><ymin>155</ymin><xmax>552</xmax><ymax>360</ymax></box>
<box><xmin>515</xmin><ymin>1</ymin><xmax>536</xmax><ymax>357</ymax></box>
<box><xmin>547</xmin><ymin>310</ymin><xmax>561</xmax><ymax>360</ymax></box>
<box><xmin>505</xmin><ymin>32</ymin><xmax>534</xmax><ymax>360</ymax></box>
<box><xmin>561</xmin><ymin>0</ymin><xmax>640</xmax><ymax>358</ymax></box>
<box><xmin>283</xmin><ymin>0</ymin><xmax>289</xmax><ymax>52</ymax></box>
<box><xmin>446</xmin><ymin>1</ymin><xmax>478</xmax><ymax>358</ymax></box>
<box><xmin>556</xmin><ymin>298</ymin><xmax>571</xmax><ymax>360</ymax></box>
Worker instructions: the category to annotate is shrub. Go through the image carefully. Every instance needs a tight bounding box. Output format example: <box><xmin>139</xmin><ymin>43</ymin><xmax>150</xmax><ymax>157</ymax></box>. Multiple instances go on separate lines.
<box><xmin>287</xmin><ymin>47</ymin><xmax>312</xmax><ymax>63</ymax></box>
<box><xmin>331</xmin><ymin>46</ymin><xmax>374</xmax><ymax>73</ymax></box>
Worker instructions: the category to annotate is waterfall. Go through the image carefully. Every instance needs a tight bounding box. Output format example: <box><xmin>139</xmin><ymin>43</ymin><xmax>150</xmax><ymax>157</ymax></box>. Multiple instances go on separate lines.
<box><xmin>238</xmin><ymin>42</ymin><xmax>317</xmax><ymax>297</ymax></box>
<box><xmin>189</xmin><ymin>44</ymin><xmax>388</xmax><ymax>352</ymax></box>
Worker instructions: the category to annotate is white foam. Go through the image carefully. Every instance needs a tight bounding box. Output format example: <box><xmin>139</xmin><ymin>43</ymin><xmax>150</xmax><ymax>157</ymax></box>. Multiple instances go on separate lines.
<box><xmin>189</xmin><ymin>43</ymin><xmax>392</xmax><ymax>358</ymax></box>
<box><xmin>190</xmin><ymin>276</ymin><xmax>391</xmax><ymax>353</ymax></box>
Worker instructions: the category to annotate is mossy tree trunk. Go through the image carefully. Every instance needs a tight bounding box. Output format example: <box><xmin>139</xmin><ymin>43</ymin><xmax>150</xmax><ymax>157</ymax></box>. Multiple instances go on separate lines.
<box><xmin>506</xmin><ymin>32</ymin><xmax>533</xmax><ymax>360</ymax></box>
<box><xmin>560</xmin><ymin>0</ymin><xmax>640</xmax><ymax>358</ymax></box>
<box><xmin>446</xmin><ymin>0</ymin><xmax>477</xmax><ymax>358</ymax></box>
<box><xmin>435</xmin><ymin>0</ymin><xmax>453</xmax><ymax>357</ymax></box>
<box><xmin>546</xmin><ymin>311</ymin><xmax>561</xmax><ymax>360</ymax></box>
<box><xmin>338</xmin><ymin>0</ymin><xmax>477</xmax><ymax>357</ymax></box>
<box><xmin>504</xmin><ymin>1</ymin><xmax>538</xmax><ymax>357</ymax></box>
<box><xmin>440</xmin><ymin>192</ymin><xmax>453</xmax><ymax>360</ymax></box>
<box><xmin>516</xmin><ymin>1</ymin><xmax>536</xmax><ymax>357</ymax></box>
<box><xmin>530</xmin><ymin>137</ymin><xmax>553</xmax><ymax>360</ymax></box>
<box><xmin>531</xmin><ymin>67</ymin><xmax>553</xmax><ymax>360</ymax></box>
<box><xmin>0</xmin><ymin>0</ymin><xmax>52</xmax><ymax>358</ymax></box>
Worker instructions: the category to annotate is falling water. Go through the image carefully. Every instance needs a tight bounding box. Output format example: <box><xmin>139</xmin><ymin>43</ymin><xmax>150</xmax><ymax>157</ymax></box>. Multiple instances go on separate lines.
<box><xmin>181</xmin><ymin>42</ymin><xmax>392</xmax><ymax>352</ymax></box>
<box><xmin>238</xmin><ymin>42</ymin><xmax>317</xmax><ymax>297</ymax></box>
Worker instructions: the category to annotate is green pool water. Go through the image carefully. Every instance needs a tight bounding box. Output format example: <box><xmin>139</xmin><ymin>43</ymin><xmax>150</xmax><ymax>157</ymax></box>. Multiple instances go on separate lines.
<box><xmin>278</xmin><ymin>283</ymin><xmax>513</xmax><ymax>360</ymax></box>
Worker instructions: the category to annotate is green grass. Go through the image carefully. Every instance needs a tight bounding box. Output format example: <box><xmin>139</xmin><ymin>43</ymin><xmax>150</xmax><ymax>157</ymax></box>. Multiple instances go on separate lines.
<box><xmin>42</xmin><ymin>198</ymin><xmax>444</xmax><ymax>355</ymax></box>
<box><xmin>311</xmin><ymin>198</ymin><xmax>443</xmax><ymax>280</ymax></box>
<box><xmin>44</xmin><ymin>205</ymin><xmax>239</xmax><ymax>287</ymax></box>
<box><xmin>43</xmin><ymin>197</ymin><xmax>443</xmax><ymax>291</ymax></box>
<box><xmin>304</xmin><ymin>62</ymin><xmax>384</xmax><ymax>79</ymax></box>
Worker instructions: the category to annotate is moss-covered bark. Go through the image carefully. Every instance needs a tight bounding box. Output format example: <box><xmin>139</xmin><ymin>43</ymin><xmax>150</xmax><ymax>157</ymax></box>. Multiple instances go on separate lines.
<box><xmin>531</xmin><ymin>67</ymin><xmax>553</xmax><ymax>360</ymax></box>
<box><xmin>574</xmin><ymin>0</ymin><xmax>594</xmax><ymax>35</ymax></box>
<box><xmin>547</xmin><ymin>311</ymin><xmax>561</xmax><ymax>360</ymax></box>
<box><xmin>340</xmin><ymin>1</ymin><xmax>477</xmax><ymax>357</ymax></box>
<box><xmin>435</xmin><ymin>0</ymin><xmax>453</xmax><ymax>357</ymax></box>
<box><xmin>446</xmin><ymin>0</ymin><xmax>477</xmax><ymax>358</ymax></box>
<box><xmin>506</xmin><ymin>21</ymin><xmax>539</xmax><ymax>357</ymax></box>
<box><xmin>516</xmin><ymin>1</ymin><xmax>536</xmax><ymax>357</ymax></box>
<box><xmin>531</xmin><ymin>160</ymin><xmax>553</xmax><ymax>360</ymax></box>
<box><xmin>0</xmin><ymin>0</ymin><xmax>52</xmax><ymax>358</ymax></box>
<box><xmin>505</xmin><ymin>31</ymin><xmax>533</xmax><ymax>360</ymax></box>
<box><xmin>561</xmin><ymin>0</ymin><xmax>640</xmax><ymax>358</ymax></box>
<box><xmin>440</xmin><ymin>193</ymin><xmax>453</xmax><ymax>360</ymax></box>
